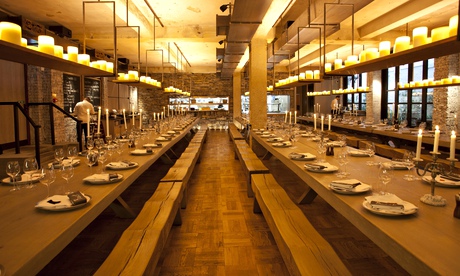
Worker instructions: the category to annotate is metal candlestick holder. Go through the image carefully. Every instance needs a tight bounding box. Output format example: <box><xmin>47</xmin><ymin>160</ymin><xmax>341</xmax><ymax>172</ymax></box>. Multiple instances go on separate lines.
<box><xmin>414</xmin><ymin>152</ymin><xmax>454</xmax><ymax>207</ymax></box>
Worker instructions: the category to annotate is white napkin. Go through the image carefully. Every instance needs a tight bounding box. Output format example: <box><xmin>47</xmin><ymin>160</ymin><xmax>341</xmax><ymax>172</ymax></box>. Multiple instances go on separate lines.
<box><xmin>273</xmin><ymin>141</ymin><xmax>291</xmax><ymax>147</ymax></box>
<box><xmin>83</xmin><ymin>173</ymin><xmax>110</xmax><ymax>182</ymax></box>
<box><xmin>365</xmin><ymin>194</ymin><xmax>417</xmax><ymax>212</ymax></box>
<box><xmin>267</xmin><ymin>137</ymin><xmax>283</xmax><ymax>142</ymax></box>
<box><xmin>107</xmin><ymin>162</ymin><xmax>130</xmax><ymax>168</ymax></box>
<box><xmin>36</xmin><ymin>195</ymin><xmax>74</xmax><ymax>209</ymax></box>
<box><xmin>331</xmin><ymin>179</ymin><xmax>361</xmax><ymax>189</ymax></box>
<box><xmin>131</xmin><ymin>149</ymin><xmax>148</xmax><ymax>154</ymax></box>
<box><xmin>156</xmin><ymin>137</ymin><xmax>167</xmax><ymax>141</ymax></box>
<box><xmin>289</xmin><ymin>152</ymin><xmax>314</xmax><ymax>159</ymax></box>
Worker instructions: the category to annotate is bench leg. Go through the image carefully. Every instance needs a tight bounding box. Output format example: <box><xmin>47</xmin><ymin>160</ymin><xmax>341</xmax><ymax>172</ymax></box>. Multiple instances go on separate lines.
<box><xmin>262</xmin><ymin>151</ymin><xmax>272</xmax><ymax>160</ymax></box>
<box><xmin>253</xmin><ymin>198</ymin><xmax>261</xmax><ymax>213</ymax></box>
<box><xmin>297</xmin><ymin>188</ymin><xmax>318</xmax><ymax>204</ymax></box>
<box><xmin>110</xmin><ymin>196</ymin><xmax>136</xmax><ymax>218</ymax></box>
<box><xmin>247</xmin><ymin>175</ymin><xmax>254</xmax><ymax>198</ymax></box>
<box><xmin>160</xmin><ymin>153</ymin><xmax>174</xmax><ymax>165</ymax></box>
<box><xmin>181</xmin><ymin>185</ymin><xmax>188</xmax><ymax>209</ymax></box>
<box><xmin>173</xmin><ymin>209</ymin><xmax>182</xmax><ymax>226</ymax></box>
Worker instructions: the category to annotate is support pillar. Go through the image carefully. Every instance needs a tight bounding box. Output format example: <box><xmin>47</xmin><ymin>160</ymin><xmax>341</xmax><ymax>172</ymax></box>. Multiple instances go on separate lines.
<box><xmin>249</xmin><ymin>38</ymin><xmax>267</xmax><ymax>129</ymax></box>
<box><xmin>233</xmin><ymin>70</ymin><xmax>242</xmax><ymax>120</ymax></box>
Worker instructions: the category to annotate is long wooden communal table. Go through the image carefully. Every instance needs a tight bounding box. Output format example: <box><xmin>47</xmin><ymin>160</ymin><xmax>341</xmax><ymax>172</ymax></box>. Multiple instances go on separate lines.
<box><xmin>0</xmin><ymin>118</ymin><xmax>198</xmax><ymax>276</ymax></box>
<box><xmin>251</xmin><ymin>131</ymin><xmax>460</xmax><ymax>276</ymax></box>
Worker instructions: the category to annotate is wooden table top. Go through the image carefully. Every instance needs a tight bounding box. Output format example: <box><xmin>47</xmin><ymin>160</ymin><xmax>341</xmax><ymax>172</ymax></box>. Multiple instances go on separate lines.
<box><xmin>0</xmin><ymin>118</ymin><xmax>198</xmax><ymax>276</ymax></box>
<box><xmin>251</xmin><ymin>131</ymin><xmax>460</xmax><ymax>276</ymax></box>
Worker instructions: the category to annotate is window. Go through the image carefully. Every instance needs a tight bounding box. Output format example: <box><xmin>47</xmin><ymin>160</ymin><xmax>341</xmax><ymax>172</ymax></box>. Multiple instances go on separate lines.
<box><xmin>344</xmin><ymin>73</ymin><xmax>367</xmax><ymax>111</ymax></box>
<box><xmin>383</xmin><ymin>59</ymin><xmax>434</xmax><ymax>128</ymax></box>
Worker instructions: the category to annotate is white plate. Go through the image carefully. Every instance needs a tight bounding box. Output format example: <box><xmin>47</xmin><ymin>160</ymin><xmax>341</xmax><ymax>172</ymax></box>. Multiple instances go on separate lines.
<box><xmin>289</xmin><ymin>152</ymin><xmax>316</xmax><ymax>161</ymax></box>
<box><xmin>167</xmin><ymin>131</ymin><xmax>177</xmax><ymax>134</ymax></box>
<box><xmin>301</xmin><ymin>133</ymin><xmax>315</xmax><ymax>137</ymax></box>
<box><xmin>326</xmin><ymin>141</ymin><xmax>344</xmax><ymax>147</ymax></box>
<box><xmin>348</xmin><ymin>150</ymin><xmax>371</xmax><ymax>157</ymax></box>
<box><xmin>161</xmin><ymin>134</ymin><xmax>172</xmax><ymax>137</ymax></box>
<box><xmin>156</xmin><ymin>137</ymin><xmax>170</xmax><ymax>141</ymax></box>
<box><xmin>312</xmin><ymin>137</ymin><xmax>329</xmax><ymax>142</ymax></box>
<box><xmin>273</xmin><ymin>142</ymin><xmax>291</xmax><ymax>147</ymax></box>
<box><xmin>131</xmin><ymin>149</ymin><xmax>154</xmax><ymax>155</ymax></box>
<box><xmin>362</xmin><ymin>201</ymin><xmax>417</xmax><ymax>216</ymax></box>
<box><xmin>106</xmin><ymin>161</ymin><xmax>139</xmax><ymax>170</ymax></box>
<box><xmin>329</xmin><ymin>182</ymin><xmax>371</xmax><ymax>194</ymax></box>
<box><xmin>267</xmin><ymin>137</ymin><xmax>283</xmax><ymax>142</ymax></box>
<box><xmin>173</xmin><ymin>127</ymin><xmax>183</xmax><ymax>131</ymax></box>
<box><xmin>422</xmin><ymin>175</ymin><xmax>460</xmax><ymax>187</ymax></box>
<box><xmin>143</xmin><ymin>143</ymin><xmax>162</xmax><ymax>148</ymax></box>
<box><xmin>83</xmin><ymin>173</ymin><xmax>123</xmax><ymax>184</ymax></box>
<box><xmin>1</xmin><ymin>174</ymin><xmax>42</xmax><ymax>185</ymax></box>
<box><xmin>304</xmin><ymin>163</ymin><xmax>338</xmax><ymax>173</ymax></box>
<box><xmin>49</xmin><ymin>158</ymin><xmax>81</xmax><ymax>168</ymax></box>
<box><xmin>35</xmin><ymin>194</ymin><xmax>92</xmax><ymax>211</ymax></box>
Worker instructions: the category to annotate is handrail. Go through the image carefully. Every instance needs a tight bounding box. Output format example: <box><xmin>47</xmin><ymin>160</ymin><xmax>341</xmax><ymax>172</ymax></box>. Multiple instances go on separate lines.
<box><xmin>0</xmin><ymin>102</ymin><xmax>41</xmax><ymax>165</ymax></box>
<box><xmin>28</xmin><ymin>102</ymin><xmax>83</xmax><ymax>152</ymax></box>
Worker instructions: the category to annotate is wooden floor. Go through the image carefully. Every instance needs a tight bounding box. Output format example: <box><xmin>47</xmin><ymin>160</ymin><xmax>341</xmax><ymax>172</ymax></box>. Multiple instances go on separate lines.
<box><xmin>38</xmin><ymin>130</ymin><xmax>408</xmax><ymax>275</ymax></box>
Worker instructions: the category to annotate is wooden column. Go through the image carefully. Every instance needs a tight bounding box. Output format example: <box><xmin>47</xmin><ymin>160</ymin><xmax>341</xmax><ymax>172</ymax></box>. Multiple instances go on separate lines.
<box><xmin>249</xmin><ymin>38</ymin><xmax>267</xmax><ymax>129</ymax></box>
<box><xmin>233</xmin><ymin>70</ymin><xmax>242</xmax><ymax>119</ymax></box>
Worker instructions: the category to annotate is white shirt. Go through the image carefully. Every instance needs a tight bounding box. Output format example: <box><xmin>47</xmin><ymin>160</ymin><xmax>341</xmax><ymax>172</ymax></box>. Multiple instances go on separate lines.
<box><xmin>73</xmin><ymin>100</ymin><xmax>95</xmax><ymax>124</ymax></box>
<box><xmin>331</xmin><ymin>98</ymin><xmax>339</xmax><ymax>110</ymax></box>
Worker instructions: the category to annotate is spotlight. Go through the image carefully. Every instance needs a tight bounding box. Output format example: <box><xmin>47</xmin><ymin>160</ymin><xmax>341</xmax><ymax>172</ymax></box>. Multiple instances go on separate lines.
<box><xmin>219</xmin><ymin>4</ymin><xmax>229</xmax><ymax>12</ymax></box>
<box><xmin>217</xmin><ymin>59</ymin><xmax>222</xmax><ymax>62</ymax></box>
<box><xmin>218</xmin><ymin>40</ymin><xmax>224</xmax><ymax>45</ymax></box>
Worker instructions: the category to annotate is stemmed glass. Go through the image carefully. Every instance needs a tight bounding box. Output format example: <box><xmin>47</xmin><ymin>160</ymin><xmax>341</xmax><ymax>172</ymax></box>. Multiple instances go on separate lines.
<box><xmin>86</xmin><ymin>136</ymin><xmax>94</xmax><ymax>151</ymax></box>
<box><xmin>23</xmin><ymin>158</ymin><xmax>39</xmax><ymax>188</ymax></box>
<box><xmin>402</xmin><ymin>151</ymin><xmax>417</xmax><ymax>181</ymax></box>
<box><xmin>39</xmin><ymin>167</ymin><xmax>56</xmax><ymax>198</ymax></box>
<box><xmin>86</xmin><ymin>150</ymin><xmax>99</xmax><ymax>175</ymax></box>
<box><xmin>365</xmin><ymin>143</ymin><xmax>377</xmax><ymax>166</ymax></box>
<box><xmin>335</xmin><ymin>150</ymin><xmax>349</xmax><ymax>178</ymax></box>
<box><xmin>98</xmin><ymin>150</ymin><xmax>107</xmax><ymax>173</ymax></box>
<box><xmin>289</xmin><ymin>127</ymin><xmax>299</xmax><ymax>149</ymax></box>
<box><xmin>105</xmin><ymin>135</ymin><xmax>112</xmax><ymax>145</ymax></box>
<box><xmin>6</xmin><ymin>161</ymin><xmax>21</xmax><ymax>192</ymax></box>
<box><xmin>60</xmin><ymin>164</ymin><xmax>74</xmax><ymax>194</ymax></box>
<box><xmin>67</xmin><ymin>145</ymin><xmax>77</xmax><ymax>165</ymax></box>
<box><xmin>94</xmin><ymin>137</ymin><xmax>104</xmax><ymax>151</ymax></box>
<box><xmin>316</xmin><ymin>141</ymin><xmax>326</xmax><ymax>162</ymax></box>
<box><xmin>378</xmin><ymin>163</ymin><xmax>392</xmax><ymax>195</ymax></box>
<box><xmin>54</xmin><ymin>148</ymin><xmax>65</xmax><ymax>166</ymax></box>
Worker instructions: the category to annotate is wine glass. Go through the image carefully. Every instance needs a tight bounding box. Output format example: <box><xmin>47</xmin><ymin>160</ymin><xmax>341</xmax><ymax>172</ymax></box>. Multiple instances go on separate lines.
<box><xmin>365</xmin><ymin>142</ymin><xmax>377</xmax><ymax>166</ymax></box>
<box><xmin>378</xmin><ymin>163</ymin><xmax>393</xmax><ymax>195</ymax></box>
<box><xmin>316</xmin><ymin>141</ymin><xmax>326</xmax><ymax>162</ymax></box>
<box><xmin>39</xmin><ymin>167</ymin><xmax>55</xmax><ymax>198</ymax></box>
<box><xmin>105</xmin><ymin>135</ymin><xmax>113</xmax><ymax>145</ymax></box>
<box><xmin>402</xmin><ymin>151</ymin><xmax>417</xmax><ymax>181</ymax></box>
<box><xmin>86</xmin><ymin>150</ymin><xmax>99</xmax><ymax>175</ymax></box>
<box><xmin>86</xmin><ymin>136</ymin><xmax>94</xmax><ymax>151</ymax></box>
<box><xmin>98</xmin><ymin>150</ymin><xmax>107</xmax><ymax>173</ymax></box>
<box><xmin>94</xmin><ymin>137</ymin><xmax>104</xmax><ymax>151</ymax></box>
<box><xmin>6</xmin><ymin>161</ymin><xmax>21</xmax><ymax>191</ymax></box>
<box><xmin>54</xmin><ymin>147</ymin><xmax>64</xmax><ymax>166</ymax></box>
<box><xmin>23</xmin><ymin>158</ymin><xmax>39</xmax><ymax>188</ymax></box>
<box><xmin>335</xmin><ymin>150</ymin><xmax>349</xmax><ymax>178</ymax></box>
<box><xmin>67</xmin><ymin>145</ymin><xmax>77</xmax><ymax>164</ymax></box>
<box><xmin>60</xmin><ymin>164</ymin><xmax>74</xmax><ymax>194</ymax></box>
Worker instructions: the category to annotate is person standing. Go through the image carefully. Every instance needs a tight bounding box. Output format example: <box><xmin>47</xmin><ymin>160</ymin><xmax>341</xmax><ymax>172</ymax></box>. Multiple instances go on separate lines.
<box><xmin>331</xmin><ymin>95</ymin><xmax>340</xmax><ymax>114</ymax></box>
<box><xmin>73</xmin><ymin>97</ymin><xmax>95</xmax><ymax>146</ymax></box>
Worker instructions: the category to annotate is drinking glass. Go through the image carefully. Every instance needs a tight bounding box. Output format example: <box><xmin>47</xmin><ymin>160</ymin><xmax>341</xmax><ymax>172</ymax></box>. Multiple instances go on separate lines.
<box><xmin>402</xmin><ymin>151</ymin><xmax>417</xmax><ymax>181</ymax></box>
<box><xmin>365</xmin><ymin>142</ymin><xmax>377</xmax><ymax>166</ymax></box>
<box><xmin>86</xmin><ymin>150</ymin><xmax>99</xmax><ymax>175</ymax></box>
<box><xmin>105</xmin><ymin>135</ymin><xmax>113</xmax><ymax>145</ymax></box>
<box><xmin>94</xmin><ymin>137</ymin><xmax>104</xmax><ymax>151</ymax></box>
<box><xmin>316</xmin><ymin>141</ymin><xmax>326</xmax><ymax>162</ymax></box>
<box><xmin>86</xmin><ymin>136</ymin><xmax>94</xmax><ymax>151</ymax></box>
<box><xmin>67</xmin><ymin>145</ymin><xmax>77</xmax><ymax>164</ymax></box>
<box><xmin>116</xmin><ymin>141</ymin><xmax>125</xmax><ymax>161</ymax></box>
<box><xmin>98</xmin><ymin>150</ymin><xmax>107</xmax><ymax>173</ymax></box>
<box><xmin>39</xmin><ymin>167</ymin><xmax>55</xmax><ymax>198</ymax></box>
<box><xmin>378</xmin><ymin>163</ymin><xmax>392</xmax><ymax>195</ymax></box>
<box><xmin>6</xmin><ymin>160</ymin><xmax>21</xmax><ymax>191</ymax></box>
<box><xmin>23</xmin><ymin>158</ymin><xmax>39</xmax><ymax>188</ymax></box>
<box><xmin>335</xmin><ymin>151</ymin><xmax>349</xmax><ymax>178</ymax></box>
<box><xmin>60</xmin><ymin>164</ymin><xmax>74</xmax><ymax>194</ymax></box>
<box><xmin>54</xmin><ymin>147</ymin><xmax>65</xmax><ymax>165</ymax></box>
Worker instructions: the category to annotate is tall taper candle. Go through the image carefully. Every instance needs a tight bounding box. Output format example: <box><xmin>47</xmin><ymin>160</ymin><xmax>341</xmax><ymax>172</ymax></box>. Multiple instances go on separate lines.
<box><xmin>416</xmin><ymin>129</ymin><xmax>422</xmax><ymax>159</ymax></box>
<box><xmin>97</xmin><ymin>106</ymin><xmax>101</xmax><ymax>134</ymax></box>
<box><xmin>328</xmin><ymin>114</ymin><xmax>331</xmax><ymax>131</ymax></box>
<box><xmin>450</xmin><ymin>130</ymin><xmax>456</xmax><ymax>159</ymax></box>
<box><xmin>285</xmin><ymin>111</ymin><xmax>288</xmax><ymax>123</ymax></box>
<box><xmin>313</xmin><ymin>114</ymin><xmax>317</xmax><ymax>130</ymax></box>
<box><xmin>105</xmin><ymin>109</ymin><xmax>109</xmax><ymax>136</ymax></box>
<box><xmin>321</xmin><ymin>115</ymin><xmax>324</xmax><ymax>131</ymax></box>
<box><xmin>123</xmin><ymin>109</ymin><xmax>127</xmax><ymax>130</ymax></box>
<box><xmin>433</xmin><ymin>125</ymin><xmax>440</xmax><ymax>153</ymax></box>
<box><xmin>294</xmin><ymin>111</ymin><xmax>297</xmax><ymax>124</ymax></box>
<box><xmin>139</xmin><ymin>109</ymin><xmax>142</xmax><ymax>129</ymax></box>
<box><xmin>289</xmin><ymin>112</ymin><xmax>292</xmax><ymax>124</ymax></box>
<box><xmin>87</xmin><ymin>109</ymin><xmax>90</xmax><ymax>136</ymax></box>
<box><xmin>132</xmin><ymin>105</ymin><xmax>135</xmax><ymax>126</ymax></box>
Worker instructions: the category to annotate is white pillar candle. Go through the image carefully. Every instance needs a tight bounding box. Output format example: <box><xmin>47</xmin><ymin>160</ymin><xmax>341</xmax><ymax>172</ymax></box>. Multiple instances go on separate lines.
<box><xmin>105</xmin><ymin>109</ymin><xmax>109</xmax><ymax>136</ymax></box>
<box><xmin>449</xmin><ymin>15</ymin><xmax>458</xmax><ymax>37</ymax></box>
<box><xmin>393</xmin><ymin>36</ymin><xmax>411</xmax><ymax>53</ymax></box>
<box><xmin>139</xmin><ymin>109</ymin><xmax>142</xmax><ymax>129</ymax></box>
<box><xmin>305</xmin><ymin>70</ymin><xmax>313</xmax><ymax>79</ymax></box>
<box><xmin>97</xmin><ymin>106</ymin><xmax>101</xmax><ymax>134</ymax></box>
<box><xmin>325</xmin><ymin>63</ymin><xmax>332</xmax><ymax>72</ymax></box>
<box><xmin>153</xmin><ymin>112</ymin><xmax>156</xmax><ymax>121</ymax></box>
<box><xmin>285</xmin><ymin>111</ymin><xmax>288</xmax><ymax>123</ymax></box>
<box><xmin>294</xmin><ymin>111</ymin><xmax>297</xmax><ymax>124</ymax></box>
<box><xmin>161</xmin><ymin>111</ymin><xmax>164</xmax><ymax>120</ymax></box>
<box><xmin>328</xmin><ymin>114</ymin><xmax>331</xmax><ymax>131</ymax></box>
<box><xmin>97</xmin><ymin>60</ymin><xmax>107</xmax><ymax>71</ymax></box>
<box><xmin>289</xmin><ymin>111</ymin><xmax>292</xmax><ymax>124</ymax></box>
<box><xmin>415</xmin><ymin>129</ymin><xmax>423</xmax><ymax>159</ymax></box>
<box><xmin>78</xmin><ymin>54</ymin><xmax>90</xmax><ymax>66</ymax></box>
<box><xmin>413</xmin><ymin>26</ymin><xmax>428</xmax><ymax>47</ymax></box>
<box><xmin>132</xmin><ymin>105</ymin><xmax>135</xmax><ymax>126</ymax></box>
<box><xmin>313</xmin><ymin>114</ymin><xmax>317</xmax><ymax>130</ymax></box>
<box><xmin>54</xmin><ymin>45</ymin><xmax>63</xmax><ymax>58</ymax></box>
<box><xmin>38</xmin><ymin>35</ymin><xmax>55</xmax><ymax>55</ymax></box>
<box><xmin>106</xmin><ymin>62</ymin><xmax>114</xmax><ymax>73</ymax></box>
<box><xmin>123</xmin><ymin>109</ymin><xmax>127</xmax><ymax>130</ymax></box>
<box><xmin>321</xmin><ymin>115</ymin><xmax>324</xmax><ymax>131</ymax></box>
<box><xmin>163</xmin><ymin>106</ymin><xmax>166</xmax><ymax>117</ymax></box>
<box><xmin>431</xmin><ymin>26</ymin><xmax>450</xmax><ymax>42</ymax></box>
<box><xmin>433</xmin><ymin>125</ymin><xmax>440</xmax><ymax>153</ymax></box>
<box><xmin>67</xmin><ymin>46</ymin><xmax>78</xmax><ymax>62</ymax></box>
<box><xmin>334</xmin><ymin>59</ymin><xmax>342</xmax><ymax>70</ymax></box>
<box><xmin>21</xmin><ymin>38</ymin><xmax>27</xmax><ymax>47</ymax></box>
<box><xmin>365</xmin><ymin>48</ymin><xmax>379</xmax><ymax>61</ymax></box>
<box><xmin>86</xmin><ymin>109</ymin><xmax>90</xmax><ymax>136</ymax></box>
<box><xmin>313</xmin><ymin>70</ymin><xmax>320</xmax><ymax>79</ymax></box>
<box><xmin>450</xmin><ymin>130</ymin><xmax>456</xmax><ymax>159</ymax></box>
<box><xmin>379</xmin><ymin>41</ymin><xmax>391</xmax><ymax>57</ymax></box>
<box><xmin>0</xmin><ymin>22</ymin><xmax>22</xmax><ymax>45</ymax></box>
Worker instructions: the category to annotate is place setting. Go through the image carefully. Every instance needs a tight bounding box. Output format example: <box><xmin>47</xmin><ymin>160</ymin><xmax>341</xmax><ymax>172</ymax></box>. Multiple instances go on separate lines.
<box><xmin>329</xmin><ymin>178</ymin><xmax>371</xmax><ymax>194</ymax></box>
<box><xmin>105</xmin><ymin>160</ymin><xmax>139</xmax><ymax>170</ymax></box>
<box><xmin>272</xmin><ymin>141</ymin><xmax>292</xmax><ymax>148</ymax></box>
<box><xmin>267</xmin><ymin>137</ymin><xmax>284</xmax><ymax>143</ymax></box>
<box><xmin>83</xmin><ymin>173</ymin><xmax>124</xmax><ymax>184</ymax></box>
<box><xmin>304</xmin><ymin>162</ymin><xmax>338</xmax><ymax>173</ymax></box>
<box><xmin>35</xmin><ymin>191</ymin><xmax>92</xmax><ymax>212</ymax></box>
<box><xmin>362</xmin><ymin>193</ymin><xmax>418</xmax><ymax>216</ymax></box>
<box><xmin>156</xmin><ymin>136</ymin><xmax>171</xmax><ymax>142</ymax></box>
<box><xmin>422</xmin><ymin>174</ymin><xmax>460</xmax><ymax>188</ymax></box>
<box><xmin>288</xmin><ymin>152</ymin><xmax>316</xmax><ymax>161</ymax></box>
<box><xmin>3</xmin><ymin>159</ymin><xmax>43</xmax><ymax>191</ymax></box>
<box><xmin>130</xmin><ymin>148</ymin><xmax>154</xmax><ymax>155</ymax></box>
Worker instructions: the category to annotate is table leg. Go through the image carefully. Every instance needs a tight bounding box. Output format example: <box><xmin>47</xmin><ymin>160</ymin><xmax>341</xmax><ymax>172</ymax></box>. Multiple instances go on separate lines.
<box><xmin>109</xmin><ymin>196</ymin><xmax>136</xmax><ymax>218</ymax></box>
<box><xmin>297</xmin><ymin>188</ymin><xmax>318</xmax><ymax>204</ymax></box>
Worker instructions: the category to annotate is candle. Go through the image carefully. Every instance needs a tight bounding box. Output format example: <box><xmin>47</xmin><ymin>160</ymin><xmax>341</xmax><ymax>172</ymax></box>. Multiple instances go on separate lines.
<box><xmin>78</xmin><ymin>54</ymin><xmax>90</xmax><ymax>66</ymax></box>
<box><xmin>86</xmin><ymin>109</ymin><xmax>90</xmax><ymax>137</ymax></box>
<box><xmin>379</xmin><ymin>41</ymin><xmax>391</xmax><ymax>57</ymax></box>
<box><xmin>106</xmin><ymin>62</ymin><xmax>114</xmax><ymax>73</ymax></box>
<box><xmin>37</xmin><ymin>35</ymin><xmax>55</xmax><ymax>55</ymax></box>
<box><xmin>139</xmin><ymin>109</ymin><xmax>142</xmax><ymax>129</ymax></box>
<box><xmin>313</xmin><ymin>114</ymin><xmax>317</xmax><ymax>130</ymax></box>
<box><xmin>334</xmin><ymin>59</ymin><xmax>342</xmax><ymax>70</ymax></box>
<box><xmin>313</xmin><ymin>70</ymin><xmax>320</xmax><ymax>79</ymax></box>
<box><xmin>431</xmin><ymin>26</ymin><xmax>450</xmax><ymax>42</ymax></box>
<box><xmin>294</xmin><ymin>111</ymin><xmax>297</xmax><ymax>124</ymax></box>
<box><xmin>54</xmin><ymin>45</ymin><xmax>63</xmax><ymax>58</ymax></box>
<box><xmin>123</xmin><ymin>109</ymin><xmax>127</xmax><ymax>130</ymax></box>
<box><xmin>97</xmin><ymin>106</ymin><xmax>101</xmax><ymax>134</ymax></box>
<box><xmin>289</xmin><ymin>111</ymin><xmax>292</xmax><ymax>124</ymax></box>
<box><xmin>393</xmin><ymin>36</ymin><xmax>411</xmax><ymax>53</ymax></box>
<box><xmin>433</xmin><ymin>125</ymin><xmax>440</xmax><ymax>153</ymax></box>
<box><xmin>365</xmin><ymin>48</ymin><xmax>379</xmax><ymax>61</ymax></box>
<box><xmin>161</xmin><ymin>111</ymin><xmax>164</xmax><ymax>120</ymax></box>
<box><xmin>153</xmin><ymin>112</ymin><xmax>156</xmax><ymax>121</ymax></box>
<box><xmin>0</xmin><ymin>22</ymin><xmax>22</xmax><ymax>45</ymax></box>
<box><xmin>321</xmin><ymin>115</ymin><xmax>324</xmax><ymax>131</ymax></box>
<box><xmin>97</xmin><ymin>60</ymin><xmax>107</xmax><ymax>71</ymax></box>
<box><xmin>416</xmin><ymin>129</ymin><xmax>422</xmax><ymax>159</ymax></box>
<box><xmin>318</xmin><ymin>104</ymin><xmax>320</xmax><ymax>114</ymax></box>
<box><xmin>132</xmin><ymin>105</ymin><xmax>135</xmax><ymax>126</ymax></box>
<box><xmin>325</xmin><ymin>63</ymin><xmax>332</xmax><ymax>72</ymax></box>
<box><xmin>450</xmin><ymin>131</ymin><xmax>456</xmax><ymax>159</ymax></box>
<box><xmin>21</xmin><ymin>38</ymin><xmax>27</xmax><ymax>47</ymax></box>
<box><xmin>285</xmin><ymin>111</ymin><xmax>288</xmax><ymax>123</ymax></box>
<box><xmin>449</xmin><ymin>15</ymin><xmax>458</xmax><ymax>37</ymax></box>
<box><xmin>305</xmin><ymin>70</ymin><xmax>313</xmax><ymax>79</ymax></box>
<box><xmin>413</xmin><ymin>26</ymin><xmax>428</xmax><ymax>47</ymax></box>
<box><xmin>67</xmin><ymin>46</ymin><xmax>78</xmax><ymax>62</ymax></box>
<box><xmin>328</xmin><ymin>114</ymin><xmax>331</xmax><ymax>131</ymax></box>
<box><xmin>105</xmin><ymin>109</ymin><xmax>109</xmax><ymax>136</ymax></box>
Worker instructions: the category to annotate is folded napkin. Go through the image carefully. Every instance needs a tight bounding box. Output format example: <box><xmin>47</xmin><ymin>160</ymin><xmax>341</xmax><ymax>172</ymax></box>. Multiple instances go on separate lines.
<box><xmin>330</xmin><ymin>179</ymin><xmax>361</xmax><ymax>190</ymax></box>
<box><xmin>108</xmin><ymin>161</ymin><xmax>134</xmax><ymax>168</ymax></box>
<box><xmin>36</xmin><ymin>192</ymin><xmax>88</xmax><ymax>209</ymax></box>
<box><xmin>84</xmin><ymin>173</ymin><xmax>110</xmax><ymax>182</ymax></box>
<box><xmin>143</xmin><ymin>143</ymin><xmax>162</xmax><ymax>148</ymax></box>
<box><xmin>273</xmin><ymin>141</ymin><xmax>291</xmax><ymax>147</ymax></box>
<box><xmin>267</xmin><ymin>137</ymin><xmax>283</xmax><ymax>142</ymax></box>
<box><xmin>167</xmin><ymin>131</ymin><xmax>177</xmax><ymax>134</ymax></box>
<box><xmin>365</xmin><ymin>194</ymin><xmax>417</xmax><ymax>212</ymax></box>
<box><xmin>156</xmin><ymin>137</ymin><xmax>168</xmax><ymax>141</ymax></box>
<box><xmin>131</xmin><ymin>149</ymin><xmax>150</xmax><ymax>154</ymax></box>
<box><xmin>304</xmin><ymin>163</ymin><xmax>328</xmax><ymax>170</ymax></box>
<box><xmin>289</xmin><ymin>152</ymin><xmax>314</xmax><ymax>159</ymax></box>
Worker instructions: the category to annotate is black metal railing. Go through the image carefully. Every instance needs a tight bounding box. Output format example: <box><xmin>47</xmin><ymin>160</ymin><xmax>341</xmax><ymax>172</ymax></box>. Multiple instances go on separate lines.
<box><xmin>0</xmin><ymin>102</ymin><xmax>41</xmax><ymax>164</ymax></box>
<box><xmin>28</xmin><ymin>102</ymin><xmax>83</xmax><ymax>152</ymax></box>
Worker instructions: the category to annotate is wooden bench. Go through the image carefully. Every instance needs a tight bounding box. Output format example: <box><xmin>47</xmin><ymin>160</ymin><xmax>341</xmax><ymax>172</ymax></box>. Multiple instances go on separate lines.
<box><xmin>251</xmin><ymin>174</ymin><xmax>351</xmax><ymax>276</ymax></box>
<box><xmin>95</xmin><ymin>181</ymin><xmax>184</xmax><ymax>276</ymax></box>
<box><xmin>228</xmin><ymin>122</ymin><xmax>245</xmax><ymax>142</ymax></box>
